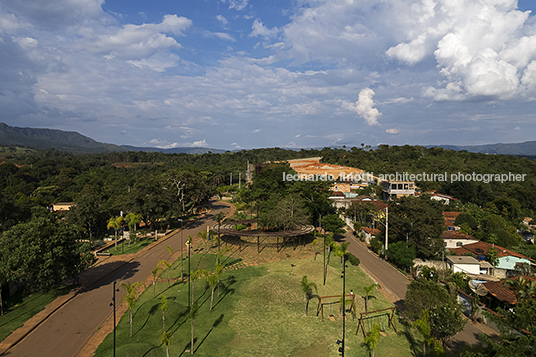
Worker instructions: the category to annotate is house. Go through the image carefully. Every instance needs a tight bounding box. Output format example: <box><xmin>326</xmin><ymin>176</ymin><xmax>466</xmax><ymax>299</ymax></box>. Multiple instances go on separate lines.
<box><xmin>382</xmin><ymin>180</ymin><xmax>415</xmax><ymax>201</ymax></box>
<box><xmin>449</xmin><ymin>241</ymin><xmax>533</xmax><ymax>278</ymax></box>
<box><xmin>446</xmin><ymin>256</ymin><xmax>482</xmax><ymax>275</ymax></box>
<box><xmin>360</xmin><ymin>227</ymin><xmax>380</xmax><ymax>244</ymax></box>
<box><xmin>49</xmin><ymin>202</ymin><xmax>76</xmax><ymax>213</ymax></box>
<box><xmin>442</xmin><ymin>230</ymin><xmax>479</xmax><ymax>248</ymax></box>
<box><xmin>443</xmin><ymin>212</ymin><xmax>461</xmax><ymax>231</ymax></box>
<box><xmin>483</xmin><ymin>276</ymin><xmax>536</xmax><ymax>307</ymax></box>
<box><xmin>425</xmin><ymin>191</ymin><xmax>459</xmax><ymax>205</ymax></box>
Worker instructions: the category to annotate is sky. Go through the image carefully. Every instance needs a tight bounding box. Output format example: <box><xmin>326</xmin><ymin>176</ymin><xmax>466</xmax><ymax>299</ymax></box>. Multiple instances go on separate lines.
<box><xmin>1</xmin><ymin>0</ymin><xmax>536</xmax><ymax>150</ymax></box>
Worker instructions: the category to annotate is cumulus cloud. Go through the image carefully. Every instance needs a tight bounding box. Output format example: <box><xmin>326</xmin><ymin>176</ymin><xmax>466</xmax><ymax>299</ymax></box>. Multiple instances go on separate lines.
<box><xmin>249</xmin><ymin>19</ymin><xmax>279</xmax><ymax>39</ymax></box>
<box><xmin>386</xmin><ymin>128</ymin><xmax>399</xmax><ymax>134</ymax></box>
<box><xmin>222</xmin><ymin>0</ymin><xmax>249</xmax><ymax>11</ymax></box>
<box><xmin>385</xmin><ymin>0</ymin><xmax>536</xmax><ymax>101</ymax></box>
<box><xmin>192</xmin><ymin>139</ymin><xmax>208</xmax><ymax>147</ymax></box>
<box><xmin>355</xmin><ymin>88</ymin><xmax>381</xmax><ymax>126</ymax></box>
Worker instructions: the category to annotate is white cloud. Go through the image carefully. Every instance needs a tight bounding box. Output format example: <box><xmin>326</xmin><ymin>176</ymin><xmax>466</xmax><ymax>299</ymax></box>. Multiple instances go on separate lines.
<box><xmin>385</xmin><ymin>0</ymin><xmax>536</xmax><ymax>101</ymax></box>
<box><xmin>386</xmin><ymin>128</ymin><xmax>399</xmax><ymax>134</ymax></box>
<box><xmin>355</xmin><ymin>88</ymin><xmax>381</xmax><ymax>126</ymax></box>
<box><xmin>221</xmin><ymin>0</ymin><xmax>249</xmax><ymax>11</ymax></box>
<box><xmin>249</xmin><ymin>19</ymin><xmax>279</xmax><ymax>39</ymax></box>
<box><xmin>205</xmin><ymin>31</ymin><xmax>236</xmax><ymax>42</ymax></box>
<box><xmin>216</xmin><ymin>15</ymin><xmax>228</xmax><ymax>26</ymax></box>
<box><xmin>251</xmin><ymin>128</ymin><xmax>261</xmax><ymax>133</ymax></box>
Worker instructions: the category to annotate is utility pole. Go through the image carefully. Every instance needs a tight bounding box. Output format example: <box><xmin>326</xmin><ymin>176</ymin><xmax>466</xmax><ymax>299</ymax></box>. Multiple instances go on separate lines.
<box><xmin>385</xmin><ymin>206</ymin><xmax>389</xmax><ymax>253</ymax></box>
<box><xmin>239</xmin><ymin>172</ymin><xmax>241</xmax><ymax>189</ymax></box>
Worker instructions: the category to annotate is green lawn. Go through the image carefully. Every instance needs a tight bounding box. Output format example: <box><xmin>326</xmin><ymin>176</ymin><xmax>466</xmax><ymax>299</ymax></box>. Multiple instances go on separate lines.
<box><xmin>94</xmin><ymin>254</ymin><xmax>417</xmax><ymax>357</ymax></box>
<box><xmin>0</xmin><ymin>285</ymin><xmax>75</xmax><ymax>342</ymax></box>
<box><xmin>105</xmin><ymin>236</ymin><xmax>157</xmax><ymax>256</ymax></box>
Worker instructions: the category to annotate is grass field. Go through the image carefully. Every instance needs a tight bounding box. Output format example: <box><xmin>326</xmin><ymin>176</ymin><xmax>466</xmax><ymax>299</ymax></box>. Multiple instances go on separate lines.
<box><xmin>93</xmin><ymin>253</ymin><xmax>415</xmax><ymax>357</ymax></box>
<box><xmin>0</xmin><ymin>285</ymin><xmax>75</xmax><ymax>342</ymax></box>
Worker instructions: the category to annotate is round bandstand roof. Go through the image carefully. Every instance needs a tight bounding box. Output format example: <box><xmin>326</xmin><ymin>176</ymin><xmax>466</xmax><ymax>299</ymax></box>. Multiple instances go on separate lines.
<box><xmin>213</xmin><ymin>219</ymin><xmax>315</xmax><ymax>237</ymax></box>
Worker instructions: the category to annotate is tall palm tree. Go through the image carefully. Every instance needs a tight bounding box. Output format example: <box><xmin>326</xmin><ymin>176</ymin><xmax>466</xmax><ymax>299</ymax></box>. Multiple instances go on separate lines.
<box><xmin>120</xmin><ymin>281</ymin><xmax>143</xmax><ymax>337</ymax></box>
<box><xmin>125</xmin><ymin>213</ymin><xmax>142</xmax><ymax>245</ymax></box>
<box><xmin>160</xmin><ymin>295</ymin><xmax>168</xmax><ymax>332</ymax></box>
<box><xmin>107</xmin><ymin>216</ymin><xmax>123</xmax><ymax>248</ymax></box>
<box><xmin>215</xmin><ymin>263</ymin><xmax>223</xmax><ymax>297</ymax></box>
<box><xmin>207</xmin><ymin>273</ymin><xmax>218</xmax><ymax>311</ymax></box>
<box><xmin>159</xmin><ymin>260</ymin><xmax>172</xmax><ymax>287</ymax></box>
<box><xmin>190</xmin><ymin>269</ymin><xmax>207</xmax><ymax>307</ymax></box>
<box><xmin>151</xmin><ymin>267</ymin><xmax>162</xmax><ymax>298</ymax></box>
<box><xmin>363</xmin><ymin>283</ymin><xmax>381</xmax><ymax>312</ymax></box>
<box><xmin>160</xmin><ymin>331</ymin><xmax>171</xmax><ymax>357</ymax></box>
<box><xmin>301</xmin><ymin>276</ymin><xmax>318</xmax><ymax>316</ymax></box>
<box><xmin>166</xmin><ymin>246</ymin><xmax>174</xmax><ymax>266</ymax></box>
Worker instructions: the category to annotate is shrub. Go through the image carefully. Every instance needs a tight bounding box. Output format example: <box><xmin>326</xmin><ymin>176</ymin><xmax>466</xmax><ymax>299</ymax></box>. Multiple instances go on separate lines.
<box><xmin>346</xmin><ymin>252</ymin><xmax>360</xmax><ymax>266</ymax></box>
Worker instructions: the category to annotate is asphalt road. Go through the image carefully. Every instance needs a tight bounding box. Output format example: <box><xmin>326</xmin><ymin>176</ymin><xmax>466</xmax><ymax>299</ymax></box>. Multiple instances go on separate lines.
<box><xmin>4</xmin><ymin>201</ymin><xmax>233</xmax><ymax>357</ymax></box>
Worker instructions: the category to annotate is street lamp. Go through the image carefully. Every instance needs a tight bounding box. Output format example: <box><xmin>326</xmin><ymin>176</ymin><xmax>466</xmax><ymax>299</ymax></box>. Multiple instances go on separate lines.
<box><xmin>186</xmin><ymin>238</ymin><xmax>191</xmax><ymax>307</ymax></box>
<box><xmin>109</xmin><ymin>281</ymin><xmax>119</xmax><ymax>357</ymax></box>
<box><xmin>178</xmin><ymin>219</ymin><xmax>183</xmax><ymax>280</ymax></box>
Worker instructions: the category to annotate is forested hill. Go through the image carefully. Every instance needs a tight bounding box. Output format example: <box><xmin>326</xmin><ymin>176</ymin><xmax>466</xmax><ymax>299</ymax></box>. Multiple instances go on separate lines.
<box><xmin>0</xmin><ymin>123</ymin><xmax>222</xmax><ymax>154</ymax></box>
<box><xmin>0</xmin><ymin>122</ymin><xmax>124</xmax><ymax>153</ymax></box>
<box><xmin>433</xmin><ymin>141</ymin><xmax>536</xmax><ymax>156</ymax></box>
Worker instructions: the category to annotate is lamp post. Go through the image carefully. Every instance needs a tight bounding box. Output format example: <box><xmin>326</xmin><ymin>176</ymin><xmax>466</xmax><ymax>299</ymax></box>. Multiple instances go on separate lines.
<box><xmin>186</xmin><ymin>238</ymin><xmax>191</xmax><ymax>307</ymax></box>
<box><xmin>109</xmin><ymin>281</ymin><xmax>119</xmax><ymax>357</ymax></box>
<box><xmin>178</xmin><ymin>219</ymin><xmax>183</xmax><ymax>280</ymax></box>
<box><xmin>337</xmin><ymin>258</ymin><xmax>347</xmax><ymax>356</ymax></box>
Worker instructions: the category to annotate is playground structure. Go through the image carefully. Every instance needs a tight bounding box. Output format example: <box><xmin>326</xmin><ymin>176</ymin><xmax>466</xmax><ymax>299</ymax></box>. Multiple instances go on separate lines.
<box><xmin>316</xmin><ymin>294</ymin><xmax>357</xmax><ymax>322</ymax></box>
<box><xmin>212</xmin><ymin>219</ymin><xmax>315</xmax><ymax>253</ymax></box>
<box><xmin>355</xmin><ymin>307</ymin><xmax>397</xmax><ymax>337</ymax></box>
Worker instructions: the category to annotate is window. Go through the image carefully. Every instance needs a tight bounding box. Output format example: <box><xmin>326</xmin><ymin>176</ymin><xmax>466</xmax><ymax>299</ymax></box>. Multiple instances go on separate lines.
<box><xmin>456</xmin><ymin>241</ymin><xmax>463</xmax><ymax>247</ymax></box>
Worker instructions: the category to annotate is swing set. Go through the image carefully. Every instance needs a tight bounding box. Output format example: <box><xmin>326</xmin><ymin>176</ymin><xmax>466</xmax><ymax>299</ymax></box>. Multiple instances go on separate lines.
<box><xmin>315</xmin><ymin>294</ymin><xmax>356</xmax><ymax>322</ymax></box>
<box><xmin>355</xmin><ymin>307</ymin><xmax>397</xmax><ymax>337</ymax></box>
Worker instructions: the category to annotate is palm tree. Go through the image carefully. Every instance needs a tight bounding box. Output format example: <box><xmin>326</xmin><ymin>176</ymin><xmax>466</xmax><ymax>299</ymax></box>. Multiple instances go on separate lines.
<box><xmin>197</xmin><ymin>229</ymin><xmax>208</xmax><ymax>253</ymax></box>
<box><xmin>363</xmin><ymin>283</ymin><xmax>381</xmax><ymax>312</ymax></box>
<box><xmin>166</xmin><ymin>246</ymin><xmax>174</xmax><ymax>266</ymax></box>
<box><xmin>159</xmin><ymin>260</ymin><xmax>172</xmax><ymax>287</ymax></box>
<box><xmin>413</xmin><ymin>309</ymin><xmax>443</xmax><ymax>356</ymax></box>
<box><xmin>312</xmin><ymin>238</ymin><xmax>319</xmax><ymax>260</ymax></box>
<box><xmin>215</xmin><ymin>263</ymin><xmax>223</xmax><ymax>297</ymax></box>
<box><xmin>160</xmin><ymin>331</ymin><xmax>171</xmax><ymax>357</ymax></box>
<box><xmin>190</xmin><ymin>269</ymin><xmax>207</xmax><ymax>307</ymax></box>
<box><xmin>207</xmin><ymin>273</ymin><xmax>219</xmax><ymax>310</ymax></box>
<box><xmin>151</xmin><ymin>267</ymin><xmax>162</xmax><ymax>298</ymax></box>
<box><xmin>125</xmin><ymin>213</ymin><xmax>142</xmax><ymax>245</ymax></box>
<box><xmin>364</xmin><ymin>324</ymin><xmax>381</xmax><ymax>357</ymax></box>
<box><xmin>120</xmin><ymin>281</ymin><xmax>143</xmax><ymax>337</ymax></box>
<box><xmin>190</xmin><ymin>301</ymin><xmax>199</xmax><ymax>354</ymax></box>
<box><xmin>107</xmin><ymin>216</ymin><xmax>123</xmax><ymax>248</ymax></box>
<box><xmin>160</xmin><ymin>295</ymin><xmax>168</xmax><ymax>332</ymax></box>
<box><xmin>301</xmin><ymin>276</ymin><xmax>318</xmax><ymax>316</ymax></box>
<box><xmin>504</xmin><ymin>277</ymin><xmax>536</xmax><ymax>303</ymax></box>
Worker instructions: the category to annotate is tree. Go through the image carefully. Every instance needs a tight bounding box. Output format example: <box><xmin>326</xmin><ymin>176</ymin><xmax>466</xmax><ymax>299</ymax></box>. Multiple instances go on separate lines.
<box><xmin>413</xmin><ymin>310</ymin><xmax>443</xmax><ymax>356</ymax></box>
<box><xmin>405</xmin><ymin>278</ymin><xmax>455</xmax><ymax>320</ymax></box>
<box><xmin>125</xmin><ymin>212</ymin><xmax>142</xmax><ymax>244</ymax></box>
<box><xmin>197</xmin><ymin>230</ymin><xmax>208</xmax><ymax>253</ymax></box>
<box><xmin>429</xmin><ymin>301</ymin><xmax>466</xmax><ymax>345</ymax></box>
<box><xmin>206</xmin><ymin>273</ymin><xmax>219</xmax><ymax>311</ymax></box>
<box><xmin>160</xmin><ymin>331</ymin><xmax>171</xmax><ymax>357</ymax></box>
<box><xmin>120</xmin><ymin>281</ymin><xmax>143</xmax><ymax>337</ymax></box>
<box><xmin>107</xmin><ymin>216</ymin><xmax>123</xmax><ymax>249</ymax></box>
<box><xmin>320</xmin><ymin>214</ymin><xmax>346</xmax><ymax>234</ymax></box>
<box><xmin>363</xmin><ymin>324</ymin><xmax>381</xmax><ymax>357</ymax></box>
<box><xmin>190</xmin><ymin>269</ymin><xmax>207</xmax><ymax>308</ymax></box>
<box><xmin>159</xmin><ymin>260</ymin><xmax>173</xmax><ymax>287</ymax></box>
<box><xmin>301</xmin><ymin>276</ymin><xmax>318</xmax><ymax>316</ymax></box>
<box><xmin>363</xmin><ymin>283</ymin><xmax>381</xmax><ymax>313</ymax></box>
<box><xmin>160</xmin><ymin>295</ymin><xmax>168</xmax><ymax>332</ymax></box>
<box><xmin>0</xmin><ymin>209</ymin><xmax>94</xmax><ymax>292</ymax></box>
<box><xmin>386</xmin><ymin>241</ymin><xmax>416</xmax><ymax>271</ymax></box>
<box><xmin>151</xmin><ymin>267</ymin><xmax>162</xmax><ymax>298</ymax></box>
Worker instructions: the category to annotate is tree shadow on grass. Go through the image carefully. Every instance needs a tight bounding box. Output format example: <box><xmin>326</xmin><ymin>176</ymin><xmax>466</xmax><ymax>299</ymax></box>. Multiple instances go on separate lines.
<box><xmin>194</xmin><ymin>314</ymin><xmax>225</xmax><ymax>353</ymax></box>
<box><xmin>132</xmin><ymin>301</ymin><xmax>160</xmax><ymax>337</ymax></box>
<box><xmin>397</xmin><ymin>311</ymin><xmax>421</xmax><ymax>356</ymax></box>
<box><xmin>211</xmin><ymin>276</ymin><xmax>237</xmax><ymax>311</ymax></box>
<box><xmin>178</xmin><ymin>338</ymin><xmax>199</xmax><ymax>357</ymax></box>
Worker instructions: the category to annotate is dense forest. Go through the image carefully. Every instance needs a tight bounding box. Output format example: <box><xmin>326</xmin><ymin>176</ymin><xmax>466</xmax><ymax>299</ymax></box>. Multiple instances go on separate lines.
<box><xmin>0</xmin><ymin>145</ymin><xmax>535</xmax><ymax>293</ymax></box>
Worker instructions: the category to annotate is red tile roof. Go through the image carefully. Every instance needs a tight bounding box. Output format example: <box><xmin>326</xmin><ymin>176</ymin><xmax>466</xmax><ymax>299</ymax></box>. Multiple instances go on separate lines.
<box><xmin>361</xmin><ymin>227</ymin><xmax>380</xmax><ymax>235</ymax></box>
<box><xmin>449</xmin><ymin>241</ymin><xmax>531</xmax><ymax>260</ymax></box>
<box><xmin>443</xmin><ymin>212</ymin><xmax>461</xmax><ymax>226</ymax></box>
<box><xmin>442</xmin><ymin>230</ymin><xmax>476</xmax><ymax>240</ymax></box>
<box><xmin>484</xmin><ymin>276</ymin><xmax>536</xmax><ymax>305</ymax></box>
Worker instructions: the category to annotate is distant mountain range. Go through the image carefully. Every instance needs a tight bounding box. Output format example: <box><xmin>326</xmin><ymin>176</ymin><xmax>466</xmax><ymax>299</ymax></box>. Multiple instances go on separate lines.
<box><xmin>1</xmin><ymin>122</ymin><xmax>536</xmax><ymax>156</ymax></box>
<box><xmin>0</xmin><ymin>123</ymin><xmax>224</xmax><ymax>154</ymax></box>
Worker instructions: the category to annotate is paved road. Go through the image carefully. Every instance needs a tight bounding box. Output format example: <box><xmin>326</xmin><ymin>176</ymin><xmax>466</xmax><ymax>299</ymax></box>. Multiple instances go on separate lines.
<box><xmin>3</xmin><ymin>201</ymin><xmax>233</xmax><ymax>357</ymax></box>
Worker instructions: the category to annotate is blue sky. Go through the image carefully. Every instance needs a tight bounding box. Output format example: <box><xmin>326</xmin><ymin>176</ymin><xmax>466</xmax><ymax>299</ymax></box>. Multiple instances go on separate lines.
<box><xmin>1</xmin><ymin>0</ymin><xmax>536</xmax><ymax>150</ymax></box>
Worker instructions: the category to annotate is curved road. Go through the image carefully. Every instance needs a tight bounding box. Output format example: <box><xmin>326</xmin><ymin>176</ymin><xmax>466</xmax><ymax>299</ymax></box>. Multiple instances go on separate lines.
<box><xmin>3</xmin><ymin>201</ymin><xmax>233</xmax><ymax>357</ymax></box>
